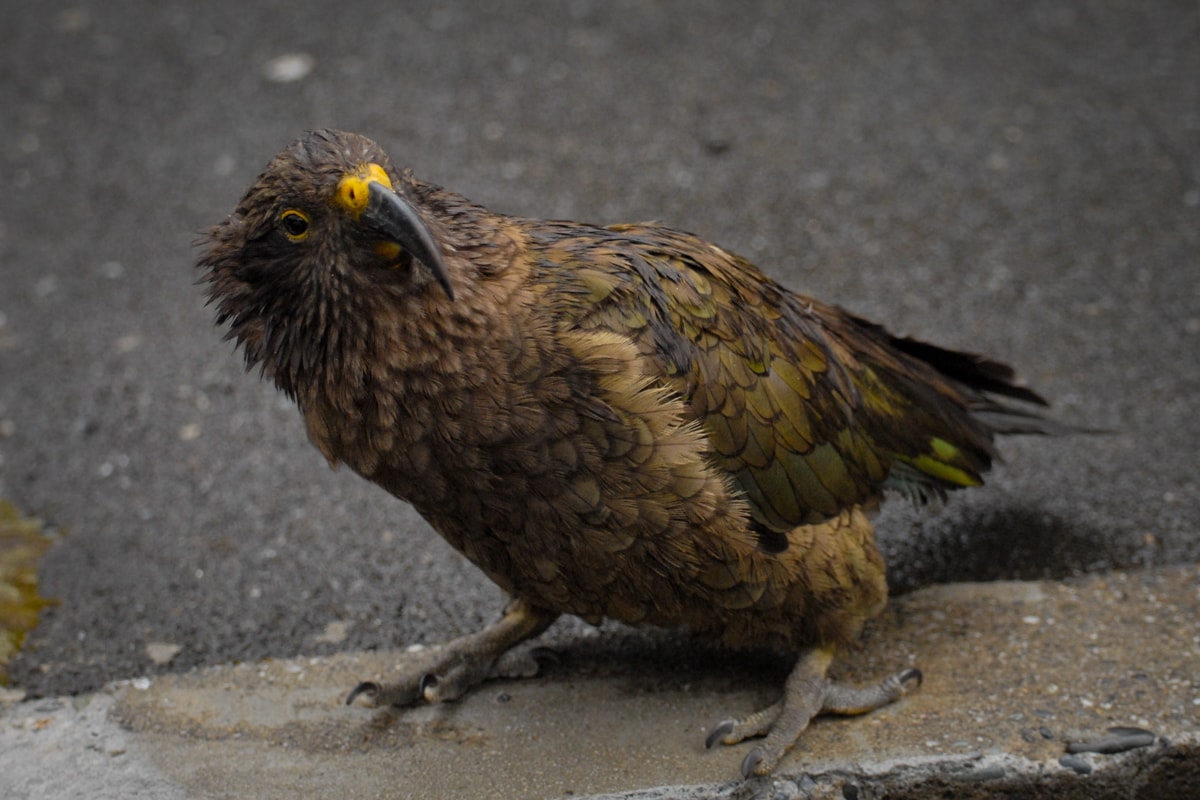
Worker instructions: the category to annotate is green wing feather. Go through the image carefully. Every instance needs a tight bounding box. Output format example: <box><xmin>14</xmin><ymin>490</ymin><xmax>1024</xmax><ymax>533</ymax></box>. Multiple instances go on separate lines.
<box><xmin>548</xmin><ymin>222</ymin><xmax>1046</xmax><ymax>533</ymax></box>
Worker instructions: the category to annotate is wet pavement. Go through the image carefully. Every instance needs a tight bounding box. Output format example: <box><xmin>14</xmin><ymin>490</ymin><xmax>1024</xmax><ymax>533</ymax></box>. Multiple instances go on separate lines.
<box><xmin>1</xmin><ymin>1</ymin><xmax>1198</xmax><ymax>797</ymax></box>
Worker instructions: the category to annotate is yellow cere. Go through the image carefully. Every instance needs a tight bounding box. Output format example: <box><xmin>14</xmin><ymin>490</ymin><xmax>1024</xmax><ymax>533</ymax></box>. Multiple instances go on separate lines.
<box><xmin>334</xmin><ymin>163</ymin><xmax>393</xmax><ymax>218</ymax></box>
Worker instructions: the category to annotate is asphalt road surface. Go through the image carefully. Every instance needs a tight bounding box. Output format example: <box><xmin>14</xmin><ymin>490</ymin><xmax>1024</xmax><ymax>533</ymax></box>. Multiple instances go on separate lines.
<box><xmin>1</xmin><ymin>1</ymin><xmax>1196</xmax><ymax>700</ymax></box>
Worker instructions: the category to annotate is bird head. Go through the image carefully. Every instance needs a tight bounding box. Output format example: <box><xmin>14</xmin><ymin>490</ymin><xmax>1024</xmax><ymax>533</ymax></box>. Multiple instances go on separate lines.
<box><xmin>197</xmin><ymin>129</ymin><xmax>454</xmax><ymax>391</ymax></box>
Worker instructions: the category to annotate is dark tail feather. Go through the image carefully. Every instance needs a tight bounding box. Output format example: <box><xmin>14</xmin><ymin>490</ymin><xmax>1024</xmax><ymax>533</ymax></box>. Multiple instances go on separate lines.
<box><xmin>844</xmin><ymin>312</ymin><xmax>1047</xmax><ymax>407</ymax></box>
<box><xmin>884</xmin><ymin>334</ymin><xmax>1049</xmax><ymax>407</ymax></box>
<box><xmin>843</xmin><ymin>311</ymin><xmax>1051</xmax><ymax>417</ymax></box>
<box><xmin>865</xmin><ymin>319</ymin><xmax>1106</xmax><ymax>436</ymax></box>
<box><xmin>883</xmin><ymin>329</ymin><xmax>1113</xmax><ymax>435</ymax></box>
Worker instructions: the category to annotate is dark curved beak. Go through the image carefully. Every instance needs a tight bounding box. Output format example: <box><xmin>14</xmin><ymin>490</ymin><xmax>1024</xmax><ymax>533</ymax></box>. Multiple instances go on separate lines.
<box><xmin>362</xmin><ymin>182</ymin><xmax>455</xmax><ymax>301</ymax></box>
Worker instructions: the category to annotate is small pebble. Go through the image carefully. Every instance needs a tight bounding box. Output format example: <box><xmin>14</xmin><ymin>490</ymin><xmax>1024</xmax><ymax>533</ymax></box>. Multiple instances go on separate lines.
<box><xmin>263</xmin><ymin>53</ymin><xmax>315</xmax><ymax>82</ymax></box>
<box><xmin>1059</xmin><ymin>754</ymin><xmax>1092</xmax><ymax>775</ymax></box>
<box><xmin>964</xmin><ymin>764</ymin><xmax>1007</xmax><ymax>782</ymax></box>
<box><xmin>312</xmin><ymin>620</ymin><xmax>348</xmax><ymax>644</ymax></box>
<box><xmin>1067</xmin><ymin>726</ymin><xmax>1157</xmax><ymax>754</ymax></box>
<box><xmin>145</xmin><ymin>642</ymin><xmax>181</xmax><ymax>666</ymax></box>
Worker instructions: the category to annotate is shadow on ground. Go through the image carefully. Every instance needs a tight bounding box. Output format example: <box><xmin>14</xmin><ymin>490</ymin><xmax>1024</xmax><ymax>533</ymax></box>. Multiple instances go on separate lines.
<box><xmin>886</xmin><ymin>503</ymin><xmax>1142</xmax><ymax>593</ymax></box>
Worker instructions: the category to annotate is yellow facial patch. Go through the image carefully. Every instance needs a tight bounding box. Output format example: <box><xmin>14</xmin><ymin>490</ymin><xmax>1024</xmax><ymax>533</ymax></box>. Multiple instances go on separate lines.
<box><xmin>333</xmin><ymin>163</ymin><xmax>393</xmax><ymax>218</ymax></box>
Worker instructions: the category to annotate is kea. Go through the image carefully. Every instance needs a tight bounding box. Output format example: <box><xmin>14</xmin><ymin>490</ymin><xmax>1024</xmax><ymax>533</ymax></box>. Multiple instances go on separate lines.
<box><xmin>198</xmin><ymin>129</ymin><xmax>1048</xmax><ymax>776</ymax></box>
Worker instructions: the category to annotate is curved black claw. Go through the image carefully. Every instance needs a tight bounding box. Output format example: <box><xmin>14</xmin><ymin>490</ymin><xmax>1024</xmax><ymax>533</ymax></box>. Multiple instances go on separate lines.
<box><xmin>345</xmin><ymin>681</ymin><xmax>380</xmax><ymax>706</ymax></box>
<box><xmin>740</xmin><ymin>747</ymin><xmax>765</xmax><ymax>779</ymax></box>
<box><xmin>528</xmin><ymin>646</ymin><xmax>561</xmax><ymax>669</ymax></box>
<box><xmin>898</xmin><ymin>667</ymin><xmax>923</xmax><ymax>689</ymax></box>
<box><xmin>418</xmin><ymin>672</ymin><xmax>439</xmax><ymax>694</ymax></box>
<box><xmin>705</xmin><ymin>720</ymin><xmax>735</xmax><ymax>750</ymax></box>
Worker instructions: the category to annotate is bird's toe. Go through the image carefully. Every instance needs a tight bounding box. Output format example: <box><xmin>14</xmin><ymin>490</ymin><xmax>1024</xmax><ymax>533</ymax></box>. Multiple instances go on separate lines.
<box><xmin>705</xmin><ymin>720</ymin><xmax>736</xmax><ymax>749</ymax></box>
<box><xmin>344</xmin><ymin>681</ymin><xmax>381</xmax><ymax>707</ymax></box>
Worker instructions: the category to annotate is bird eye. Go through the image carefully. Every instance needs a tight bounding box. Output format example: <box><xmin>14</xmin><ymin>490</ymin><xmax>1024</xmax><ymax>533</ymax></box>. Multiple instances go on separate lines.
<box><xmin>280</xmin><ymin>209</ymin><xmax>310</xmax><ymax>241</ymax></box>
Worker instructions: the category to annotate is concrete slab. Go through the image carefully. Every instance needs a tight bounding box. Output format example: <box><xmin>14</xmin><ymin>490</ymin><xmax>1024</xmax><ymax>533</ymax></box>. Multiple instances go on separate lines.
<box><xmin>5</xmin><ymin>567</ymin><xmax>1195</xmax><ymax>799</ymax></box>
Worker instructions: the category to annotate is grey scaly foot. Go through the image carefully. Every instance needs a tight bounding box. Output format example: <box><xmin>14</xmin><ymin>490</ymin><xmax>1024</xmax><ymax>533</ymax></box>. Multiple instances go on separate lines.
<box><xmin>706</xmin><ymin>644</ymin><xmax>922</xmax><ymax>776</ymax></box>
<box><xmin>346</xmin><ymin>598</ymin><xmax>558</xmax><ymax>707</ymax></box>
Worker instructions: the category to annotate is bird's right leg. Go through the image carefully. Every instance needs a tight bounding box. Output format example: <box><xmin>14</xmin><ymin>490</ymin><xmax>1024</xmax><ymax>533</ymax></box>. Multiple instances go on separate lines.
<box><xmin>346</xmin><ymin>597</ymin><xmax>559</xmax><ymax>707</ymax></box>
<box><xmin>706</xmin><ymin>642</ymin><xmax>922</xmax><ymax>776</ymax></box>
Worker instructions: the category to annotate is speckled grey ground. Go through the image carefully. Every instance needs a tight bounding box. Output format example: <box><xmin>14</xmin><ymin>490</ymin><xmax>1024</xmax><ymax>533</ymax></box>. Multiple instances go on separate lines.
<box><xmin>0</xmin><ymin>1</ymin><xmax>1197</xmax><ymax>797</ymax></box>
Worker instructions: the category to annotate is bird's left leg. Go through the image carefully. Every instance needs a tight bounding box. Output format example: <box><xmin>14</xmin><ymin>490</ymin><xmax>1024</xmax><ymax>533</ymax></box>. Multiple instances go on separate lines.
<box><xmin>346</xmin><ymin>597</ymin><xmax>559</xmax><ymax>708</ymax></box>
<box><xmin>706</xmin><ymin>643</ymin><xmax>922</xmax><ymax>776</ymax></box>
